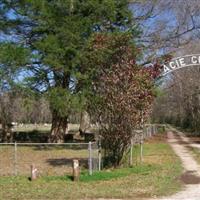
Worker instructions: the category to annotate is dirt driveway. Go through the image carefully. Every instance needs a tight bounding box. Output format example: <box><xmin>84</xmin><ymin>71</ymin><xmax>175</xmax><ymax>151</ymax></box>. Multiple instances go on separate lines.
<box><xmin>149</xmin><ymin>130</ymin><xmax>200</xmax><ymax>200</ymax></box>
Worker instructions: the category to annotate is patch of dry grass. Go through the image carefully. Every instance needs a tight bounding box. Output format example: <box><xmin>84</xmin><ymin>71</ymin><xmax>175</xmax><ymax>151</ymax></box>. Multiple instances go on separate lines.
<box><xmin>0</xmin><ymin>144</ymin><xmax>91</xmax><ymax>176</ymax></box>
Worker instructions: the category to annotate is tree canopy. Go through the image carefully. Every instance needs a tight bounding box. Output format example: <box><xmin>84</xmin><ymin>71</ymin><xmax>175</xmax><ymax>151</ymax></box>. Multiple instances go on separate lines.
<box><xmin>0</xmin><ymin>0</ymin><xmax>134</xmax><ymax>142</ymax></box>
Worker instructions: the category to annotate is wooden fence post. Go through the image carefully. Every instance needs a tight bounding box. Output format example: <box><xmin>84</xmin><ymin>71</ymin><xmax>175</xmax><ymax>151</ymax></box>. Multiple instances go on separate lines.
<box><xmin>72</xmin><ymin>159</ymin><xmax>80</xmax><ymax>181</ymax></box>
<box><xmin>30</xmin><ymin>164</ymin><xmax>37</xmax><ymax>180</ymax></box>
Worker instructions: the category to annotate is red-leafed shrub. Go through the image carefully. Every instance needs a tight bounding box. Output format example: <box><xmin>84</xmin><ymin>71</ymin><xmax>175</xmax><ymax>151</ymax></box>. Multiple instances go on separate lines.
<box><xmin>83</xmin><ymin>33</ymin><xmax>161</xmax><ymax>167</ymax></box>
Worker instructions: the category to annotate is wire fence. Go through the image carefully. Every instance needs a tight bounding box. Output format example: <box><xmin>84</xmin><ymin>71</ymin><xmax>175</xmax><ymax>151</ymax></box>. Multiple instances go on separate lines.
<box><xmin>0</xmin><ymin>124</ymin><xmax>165</xmax><ymax>177</ymax></box>
<box><xmin>0</xmin><ymin>142</ymin><xmax>99</xmax><ymax>176</ymax></box>
<box><xmin>129</xmin><ymin>124</ymin><xmax>166</xmax><ymax>166</ymax></box>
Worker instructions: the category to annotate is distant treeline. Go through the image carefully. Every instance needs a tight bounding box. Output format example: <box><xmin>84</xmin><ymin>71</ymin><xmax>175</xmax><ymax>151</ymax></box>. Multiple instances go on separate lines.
<box><xmin>0</xmin><ymin>93</ymin><xmax>81</xmax><ymax>124</ymax></box>
<box><xmin>152</xmin><ymin>65</ymin><xmax>200</xmax><ymax>134</ymax></box>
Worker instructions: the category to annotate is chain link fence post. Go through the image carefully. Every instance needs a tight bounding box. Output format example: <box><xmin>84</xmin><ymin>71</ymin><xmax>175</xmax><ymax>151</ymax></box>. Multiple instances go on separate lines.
<box><xmin>130</xmin><ymin>138</ymin><xmax>133</xmax><ymax>166</ymax></box>
<box><xmin>14</xmin><ymin>142</ymin><xmax>17</xmax><ymax>176</ymax></box>
<box><xmin>88</xmin><ymin>141</ymin><xmax>92</xmax><ymax>175</ymax></box>
<box><xmin>98</xmin><ymin>139</ymin><xmax>102</xmax><ymax>171</ymax></box>
<box><xmin>140</xmin><ymin>133</ymin><xmax>143</xmax><ymax>163</ymax></box>
<box><xmin>140</xmin><ymin>141</ymin><xmax>143</xmax><ymax>163</ymax></box>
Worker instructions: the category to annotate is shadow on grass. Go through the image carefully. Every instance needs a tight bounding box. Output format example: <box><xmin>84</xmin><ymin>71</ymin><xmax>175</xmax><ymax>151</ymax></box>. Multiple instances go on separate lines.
<box><xmin>14</xmin><ymin>130</ymin><xmax>49</xmax><ymax>143</ymax></box>
<box><xmin>32</xmin><ymin>144</ymin><xmax>88</xmax><ymax>151</ymax></box>
<box><xmin>40</xmin><ymin>175</ymin><xmax>73</xmax><ymax>182</ymax></box>
<box><xmin>13</xmin><ymin>130</ymin><xmax>93</xmax><ymax>147</ymax></box>
<box><xmin>46</xmin><ymin>157</ymin><xmax>88</xmax><ymax>168</ymax></box>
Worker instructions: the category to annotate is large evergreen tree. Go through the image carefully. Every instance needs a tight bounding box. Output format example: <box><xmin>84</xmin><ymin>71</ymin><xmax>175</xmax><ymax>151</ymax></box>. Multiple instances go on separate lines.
<box><xmin>0</xmin><ymin>0</ymin><xmax>133</xmax><ymax>142</ymax></box>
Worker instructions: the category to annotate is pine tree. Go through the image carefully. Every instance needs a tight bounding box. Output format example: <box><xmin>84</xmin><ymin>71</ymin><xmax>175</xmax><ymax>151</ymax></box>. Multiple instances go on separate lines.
<box><xmin>0</xmin><ymin>0</ymin><xmax>133</xmax><ymax>142</ymax></box>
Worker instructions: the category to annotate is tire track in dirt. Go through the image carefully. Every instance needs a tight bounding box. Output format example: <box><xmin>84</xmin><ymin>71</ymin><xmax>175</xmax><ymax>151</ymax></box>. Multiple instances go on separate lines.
<box><xmin>150</xmin><ymin>130</ymin><xmax>200</xmax><ymax>200</ymax></box>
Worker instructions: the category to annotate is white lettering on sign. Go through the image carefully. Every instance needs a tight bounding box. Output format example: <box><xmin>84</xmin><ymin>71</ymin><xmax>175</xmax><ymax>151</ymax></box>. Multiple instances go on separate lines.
<box><xmin>161</xmin><ymin>54</ymin><xmax>200</xmax><ymax>76</ymax></box>
<box><xmin>191</xmin><ymin>56</ymin><xmax>197</xmax><ymax>64</ymax></box>
<box><xmin>163</xmin><ymin>65</ymin><xmax>171</xmax><ymax>73</ymax></box>
<box><xmin>179</xmin><ymin>58</ymin><xmax>186</xmax><ymax>67</ymax></box>
<box><xmin>169</xmin><ymin>61</ymin><xmax>176</xmax><ymax>69</ymax></box>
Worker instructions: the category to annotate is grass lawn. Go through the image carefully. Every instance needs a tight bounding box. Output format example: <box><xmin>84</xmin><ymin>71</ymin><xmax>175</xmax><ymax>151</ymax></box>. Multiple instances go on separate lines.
<box><xmin>0</xmin><ymin>133</ymin><xmax>183</xmax><ymax>200</ymax></box>
<box><xmin>0</xmin><ymin>144</ymin><xmax>91</xmax><ymax>176</ymax></box>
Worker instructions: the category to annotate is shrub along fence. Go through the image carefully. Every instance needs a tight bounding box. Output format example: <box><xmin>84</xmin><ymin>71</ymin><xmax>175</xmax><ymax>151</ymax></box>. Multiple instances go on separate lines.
<box><xmin>0</xmin><ymin>124</ymin><xmax>165</xmax><ymax>177</ymax></box>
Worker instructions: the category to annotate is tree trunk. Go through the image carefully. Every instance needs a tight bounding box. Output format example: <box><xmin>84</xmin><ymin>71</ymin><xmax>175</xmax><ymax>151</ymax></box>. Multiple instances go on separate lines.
<box><xmin>79</xmin><ymin>111</ymin><xmax>91</xmax><ymax>136</ymax></box>
<box><xmin>49</xmin><ymin>110</ymin><xmax>68</xmax><ymax>143</ymax></box>
<box><xmin>0</xmin><ymin>94</ymin><xmax>13</xmax><ymax>142</ymax></box>
<box><xmin>1</xmin><ymin>122</ymin><xmax>13</xmax><ymax>142</ymax></box>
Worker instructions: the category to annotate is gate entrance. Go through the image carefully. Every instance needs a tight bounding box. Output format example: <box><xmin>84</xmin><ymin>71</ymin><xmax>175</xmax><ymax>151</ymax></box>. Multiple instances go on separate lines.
<box><xmin>161</xmin><ymin>54</ymin><xmax>200</xmax><ymax>76</ymax></box>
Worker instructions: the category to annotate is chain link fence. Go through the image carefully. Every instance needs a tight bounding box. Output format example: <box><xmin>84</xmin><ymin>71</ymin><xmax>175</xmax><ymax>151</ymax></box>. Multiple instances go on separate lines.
<box><xmin>129</xmin><ymin>124</ymin><xmax>166</xmax><ymax>166</ymax></box>
<box><xmin>0</xmin><ymin>142</ymin><xmax>100</xmax><ymax>176</ymax></box>
<box><xmin>0</xmin><ymin>124</ymin><xmax>165</xmax><ymax>177</ymax></box>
